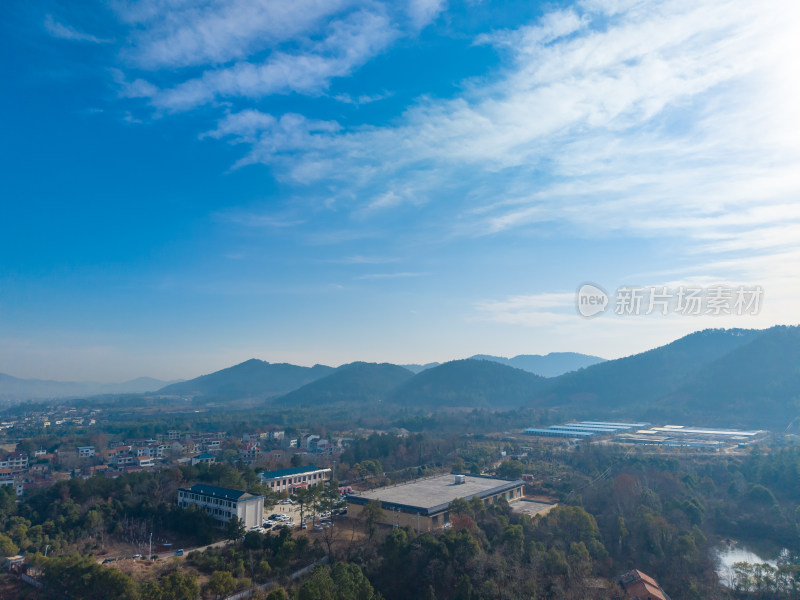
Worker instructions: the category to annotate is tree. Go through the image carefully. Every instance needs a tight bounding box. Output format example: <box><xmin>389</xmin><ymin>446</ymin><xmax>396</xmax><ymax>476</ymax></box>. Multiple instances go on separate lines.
<box><xmin>362</xmin><ymin>500</ymin><xmax>385</xmax><ymax>543</ymax></box>
<box><xmin>454</xmin><ymin>574</ymin><xmax>473</xmax><ymax>600</ymax></box>
<box><xmin>331</xmin><ymin>562</ymin><xmax>374</xmax><ymax>600</ymax></box>
<box><xmin>496</xmin><ymin>459</ymin><xmax>524</xmax><ymax>480</ymax></box>
<box><xmin>299</xmin><ymin>565</ymin><xmax>335</xmax><ymax>600</ymax></box>
<box><xmin>225</xmin><ymin>515</ymin><xmax>246</xmax><ymax>544</ymax></box>
<box><xmin>0</xmin><ymin>532</ymin><xmax>19</xmax><ymax>556</ymax></box>
<box><xmin>41</xmin><ymin>554</ymin><xmax>137</xmax><ymax>600</ymax></box>
<box><xmin>140</xmin><ymin>571</ymin><xmax>200</xmax><ymax>600</ymax></box>
<box><xmin>299</xmin><ymin>564</ymin><xmax>374</xmax><ymax>600</ymax></box>
<box><xmin>244</xmin><ymin>531</ymin><xmax>263</xmax><ymax>550</ymax></box>
<box><xmin>294</xmin><ymin>486</ymin><xmax>317</xmax><ymax>527</ymax></box>
<box><xmin>207</xmin><ymin>571</ymin><xmax>236</xmax><ymax>599</ymax></box>
<box><xmin>448</xmin><ymin>498</ymin><xmax>472</xmax><ymax>517</ymax></box>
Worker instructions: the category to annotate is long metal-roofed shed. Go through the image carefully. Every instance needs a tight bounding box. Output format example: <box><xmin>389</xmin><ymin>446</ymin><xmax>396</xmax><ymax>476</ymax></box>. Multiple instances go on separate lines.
<box><xmin>347</xmin><ymin>473</ymin><xmax>524</xmax><ymax>532</ymax></box>
<box><xmin>524</xmin><ymin>421</ymin><xmax>649</xmax><ymax>438</ymax></box>
<box><xmin>523</xmin><ymin>428</ymin><xmax>597</xmax><ymax>438</ymax></box>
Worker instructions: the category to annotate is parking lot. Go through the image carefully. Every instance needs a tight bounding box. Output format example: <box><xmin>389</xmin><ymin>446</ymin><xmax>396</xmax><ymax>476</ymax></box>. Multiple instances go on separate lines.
<box><xmin>262</xmin><ymin>499</ymin><xmax>345</xmax><ymax>532</ymax></box>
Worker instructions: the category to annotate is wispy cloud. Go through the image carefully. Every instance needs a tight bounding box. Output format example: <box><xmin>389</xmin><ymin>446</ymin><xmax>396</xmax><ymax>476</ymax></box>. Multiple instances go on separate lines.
<box><xmin>333</xmin><ymin>91</ymin><xmax>392</xmax><ymax>105</ymax></box>
<box><xmin>136</xmin><ymin>10</ymin><xmax>399</xmax><ymax>111</ymax></box>
<box><xmin>219</xmin><ymin>211</ymin><xmax>306</xmax><ymax>229</ymax></box>
<box><xmin>202</xmin><ymin>111</ymin><xmax>341</xmax><ymax>163</ymax></box>
<box><xmin>103</xmin><ymin>0</ymin><xmax>800</xmax><ymax>330</ymax></box>
<box><xmin>406</xmin><ymin>0</ymin><xmax>447</xmax><ymax>29</ymax></box>
<box><xmin>474</xmin><ymin>292</ymin><xmax>578</xmax><ymax>327</ymax></box>
<box><xmin>216</xmin><ymin>0</ymin><xmax>800</xmax><ymax>269</ymax></box>
<box><xmin>327</xmin><ymin>255</ymin><xmax>400</xmax><ymax>264</ymax></box>
<box><xmin>44</xmin><ymin>15</ymin><xmax>111</xmax><ymax>43</ymax></box>
<box><xmin>116</xmin><ymin>0</ymin><xmax>353</xmax><ymax>69</ymax></box>
<box><xmin>356</xmin><ymin>272</ymin><xmax>425</xmax><ymax>280</ymax></box>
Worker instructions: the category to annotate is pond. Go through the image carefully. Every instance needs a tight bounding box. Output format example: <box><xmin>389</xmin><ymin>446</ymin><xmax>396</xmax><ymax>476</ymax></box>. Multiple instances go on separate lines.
<box><xmin>715</xmin><ymin>543</ymin><xmax>784</xmax><ymax>588</ymax></box>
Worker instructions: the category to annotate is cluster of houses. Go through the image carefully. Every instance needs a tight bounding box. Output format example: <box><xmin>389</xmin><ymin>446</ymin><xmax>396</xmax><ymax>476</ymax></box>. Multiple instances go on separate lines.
<box><xmin>0</xmin><ymin>406</ymin><xmax>100</xmax><ymax>433</ymax></box>
<box><xmin>0</xmin><ymin>428</ymin><xmax>349</xmax><ymax>497</ymax></box>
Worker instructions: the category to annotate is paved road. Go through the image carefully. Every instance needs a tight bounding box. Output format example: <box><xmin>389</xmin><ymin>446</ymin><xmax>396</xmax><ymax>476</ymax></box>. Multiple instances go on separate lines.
<box><xmin>97</xmin><ymin>538</ymin><xmax>231</xmax><ymax>565</ymax></box>
<box><xmin>98</xmin><ymin>502</ymin><xmax>327</xmax><ymax>566</ymax></box>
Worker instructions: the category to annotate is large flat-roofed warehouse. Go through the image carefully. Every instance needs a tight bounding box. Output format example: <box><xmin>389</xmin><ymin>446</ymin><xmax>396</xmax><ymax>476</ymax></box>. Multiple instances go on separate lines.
<box><xmin>347</xmin><ymin>473</ymin><xmax>524</xmax><ymax>532</ymax></box>
<box><xmin>615</xmin><ymin>425</ymin><xmax>765</xmax><ymax>448</ymax></box>
<box><xmin>524</xmin><ymin>421</ymin><xmax>649</xmax><ymax>438</ymax></box>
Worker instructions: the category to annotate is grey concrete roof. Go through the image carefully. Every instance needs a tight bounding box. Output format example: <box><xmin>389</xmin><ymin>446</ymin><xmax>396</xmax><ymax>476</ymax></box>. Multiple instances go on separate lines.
<box><xmin>348</xmin><ymin>473</ymin><xmax>523</xmax><ymax>515</ymax></box>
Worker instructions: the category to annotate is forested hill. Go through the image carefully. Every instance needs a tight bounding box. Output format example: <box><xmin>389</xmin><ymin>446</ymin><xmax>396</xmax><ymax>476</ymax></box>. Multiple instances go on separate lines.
<box><xmin>150</xmin><ymin>326</ymin><xmax>800</xmax><ymax>427</ymax></box>
<box><xmin>538</xmin><ymin>326</ymin><xmax>800</xmax><ymax>427</ymax></box>
<box><xmin>276</xmin><ymin>362</ymin><xmax>414</xmax><ymax>406</ymax></box>
<box><xmin>0</xmin><ymin>373</ymin><xmax>178</xmax><ymax>402</ymax></box>
<box><xmin>390</xmin><ymin>359</ymin><xmax>548</xmax><ymax>408</ymax></box>
<box><xmin>657</xmin><ymin>325</ymin><xmax>800</xmax><ymax>426</ymax></box>
<box><xmin>470</xmin><ymin>352</ymin><xmax>606</xmax><ymax>377</ymax></box>
<box><xmin>157</xmin><ymin>359</ymin><xmax>334</xmax><ymax>399</ymax></box>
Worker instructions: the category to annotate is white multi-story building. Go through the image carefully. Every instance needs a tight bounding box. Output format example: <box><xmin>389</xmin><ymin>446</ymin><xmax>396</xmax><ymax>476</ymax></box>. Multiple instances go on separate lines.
<box><xmin>177</xmin><ymin>484</ymin><xmax>264</xmax><ymax>528</ymax></box>
<box><xmin>258</xmin><ymin>465</ymin><xmax>331</xmax><ymax>494</ymax></box>
<box><xmin>0</xmin><ymin>453</ymin><xmax>28</xmax><ymax>470</ymax></box>
<box><xmin>77</xmin><ymin>446</ymin><xmax>95</xmax><ymax>458</ymax></box>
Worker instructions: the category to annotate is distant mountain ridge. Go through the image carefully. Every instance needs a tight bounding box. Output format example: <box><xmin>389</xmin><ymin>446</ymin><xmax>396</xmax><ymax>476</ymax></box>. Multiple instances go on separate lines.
<box><xmin>401</xmin><ymin>362</ymin><xmax>441</xmax><ymax>374</ymax></box>
<box><xmin>0</xmin><ymin>373</ymin><xmax>181</xmax><ymax>402</ymax></box>
<box><xmin>469</xmin><ymin>352</ymin><xmax>606</xmax><ymax>377</ymax></box>
<box><xmin>157</xmin><ymin>359</ymin><xmax>334</xmax><ymax>399</ymax></box>
<box><xmin>277</xmin><ymin>362</ymin><xmax>414</xmax><ymax>406</ymax></box>
<box><xmin>402</xmin><ymin>352</ymin><xmax>605</xmax><ymax>377</ymax></box>
<box><xmin>538</xmin><ymin>326</ymin><xmax>800</xmax><ymax>427</ymax></box>
<box><xmin>4</xmin><ymin>327</ymin><xmax>799</xmax><ymax>428</ymax></box>
<box><xmin>390</xmin><ymin>359</ymin><xmax>547</xmax><ymax>408</ymax></box>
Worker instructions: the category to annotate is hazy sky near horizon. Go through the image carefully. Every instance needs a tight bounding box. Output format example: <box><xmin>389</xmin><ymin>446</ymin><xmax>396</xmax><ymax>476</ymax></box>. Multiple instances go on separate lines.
<box><xmin>2</xmin><ymin>0</ymin><xmax>800</xmax><ymax>382</ymax></box>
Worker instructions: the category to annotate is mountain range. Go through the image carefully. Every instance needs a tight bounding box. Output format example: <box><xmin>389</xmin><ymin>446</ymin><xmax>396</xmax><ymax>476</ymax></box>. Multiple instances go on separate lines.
<box><xmin>0</xmin><ymin>374</ymin><xmax>180</xmax><ymax>403</ymax></box>
<box><xmin>265</xmin><ymin>326</ymin><xmax>800</xmax><ymax>427</ymax></box>
<box><xmin>3</xmin><ymin>326</ymin><xmax>798</xmax><ymax>427</ymax></box>
<box><xmin>401</xmin><ymin>352</ymin><xmax>604</xmax><ymax>376</ymax></box>
<box><xmin>470</xmin><ymin>352</ymin><xmax>606</xmax><ymax>377</ymax></box>
<box><xmin>157</xmin><ymin>359</ymin><xmax>335</xmax><ymax>399</ymax></box>
<box><xmin>0</xmin><ymin>351</ymin><xmax>599</xmax><ymax>402</ymax></box>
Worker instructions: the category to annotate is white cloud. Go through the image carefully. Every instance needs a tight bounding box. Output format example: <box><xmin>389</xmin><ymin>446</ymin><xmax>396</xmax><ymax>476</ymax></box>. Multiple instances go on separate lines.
<box><xmin>406</xmin><ymin>0</ymin><xmax>446</xmax><ymax>29</ymax></box>
<box><xmin>219</xmin><ymin>211</ymin><xmax>306</xmax><ymax>229</ymax></box>
<box><xmin>44</xmin><ymin>15</ymin><xmax>111</xmax><ymax>43</ymax></box>
<box><xmin>475</xmin><ymin>8</ymin><xmax>586</xmax><ymax>49</ymax></box>
<box><xmin>143</xmin><ymin>10</ymin><xmax>398</xmax><ymax>111</ymax></box>
<box><xmin>356</xmin><ymin>272</ymin><xmax>425</xmax><ymax>280</ymax></box>
<box><xmin>327</xmin><ymin>255</ymin><xmax>400</xmax><ymax>264</ymax></box>
<box><xmin>116</xmin><ymin>0</ymin><xmax>352</xmax><ymax>69</ymax></box>
<box><xmin>334</xmin><ymin>91</ymin><xmax>392</xmax><ymax>105</ymax></box>
<box><xmin>214</xmin><ymin>0</ymin><xmax>800</xmax><ymax>272</ymax></box>
<box><xmin>109</xmin><ymin>0</ymin><xmax>800</xmax><ymax>333</ymax></box>
<box><xmin>204</xmin><ymin>111</ymin><xmax>342</xmax><ymax>171</ymax></box>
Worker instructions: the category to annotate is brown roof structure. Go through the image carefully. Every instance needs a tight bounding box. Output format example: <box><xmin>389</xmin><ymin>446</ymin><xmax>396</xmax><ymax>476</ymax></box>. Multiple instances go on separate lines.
<box><xmin>619</xmin><ymin>569</ymin><xmax>670</xmax><ymax>600</ymax></box>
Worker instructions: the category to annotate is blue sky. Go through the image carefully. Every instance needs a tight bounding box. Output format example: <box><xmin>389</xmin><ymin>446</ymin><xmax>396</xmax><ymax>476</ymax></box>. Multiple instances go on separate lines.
<box><xmin>2</xmin><ymin>0</ymin><xmax>799</xmax><ymax>381</ymax></box>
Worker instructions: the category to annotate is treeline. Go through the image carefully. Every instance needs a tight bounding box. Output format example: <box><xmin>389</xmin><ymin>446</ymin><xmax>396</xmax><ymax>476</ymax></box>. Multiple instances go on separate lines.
<box><xmin>536</xmin><ymin>443</ymin><xmax>800</xmax><ymax>598</ymax></box>
<box><xmin>350</xmin><ymin>498</ymin><xmax>613</xmax><ymax>600</ymax></box>
<box><xmin>1</xmin><ymin>462</ymin><xmax>279</xmax><ymax>557</ymax></box>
